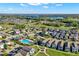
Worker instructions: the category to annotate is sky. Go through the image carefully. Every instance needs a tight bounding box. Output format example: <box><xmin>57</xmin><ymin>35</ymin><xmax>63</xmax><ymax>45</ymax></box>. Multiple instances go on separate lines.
<box><xmin>0</xmin><ymin>3</ymin><xmax>79</xmax><ymax>14</ymax></box>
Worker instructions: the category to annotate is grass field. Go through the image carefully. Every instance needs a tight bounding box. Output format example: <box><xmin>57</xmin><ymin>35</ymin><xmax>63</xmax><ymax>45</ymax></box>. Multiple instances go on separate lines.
<box><xmin>30</xmin><ymin>23</ymin><xmax>74</xmax><ymax>30</ymax></box>
<box><xmin>36</xmin><ymin>52</ymin><xmax>47</xmax><ymax>56</ymax></box>
<box><xmin>46</xmin><ymin>48</ymin><xmax>79</xmax><ymax>56</ymax></box>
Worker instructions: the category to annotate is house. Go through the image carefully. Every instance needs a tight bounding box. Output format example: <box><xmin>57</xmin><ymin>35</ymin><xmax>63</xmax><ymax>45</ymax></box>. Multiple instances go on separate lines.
<box><xmin>0</xmin><ymin>40</ymin><xmax>8</xmax><ymax>50</ymax></box>
<box><xmin>8</xmin><ymin>47</ymin><xmax>23</xmax><ymax>56</ymax></box>
<box><xmin>68</xmin><ymin>30</ymin><xmax>79</xmax><ymax>41</ymax></box>
<box><xmin>63</xmin><ymin>42</ymin><xmax>70</xmax><ymax>52</ymax></box>
<box><xmin>48</xmin><ymin>28</ymin><xmax>79</xmax><ymax>41</ymax></box>
<box><xmin>0</xmin><ymin>44</ymin><xmax>4</xmax><ymax>49</ymax></box>
<box><xmin>1</xmin><ymin>40</ymin><xmax>8</xmax><ymax>43</ymax></box>
<box><xmin>15</xmin><ymin>46</ymin><xmax>35</xmax><ymax>56</ymax></box>
<box><xmin>45</xmin><ymin>40</ymin><xmax>50</xmax><ymax>47</ymax></box>
<box><xmin>56</xmin><ymin>41</ymin><xmax>63</xmax><ymax>51</ymax></box>
<box><xmin>77</xmin><ymin>44</ymin><xmax>79</xmax><ymax>52</ymax></box>
<box><xmin>0</xmin><ymin>32</ymin><xmax>6</xmax><ymax>39</ymax></box>
<box><xmin>0</xmin><ymin>33</ymin><xmax>4</xmax><ymax>39</ymax></box>
<box><xmin>59</xmin><ymin>30</ymin><xmax>66</xmax><ymax>40</ymax></box>
<box><xmin>74</xmin><ymin>33</ymin><xmax>78</xmax><ymax>40</ymax></box>
<box><xmin>15</xmin><ymin>30</ymin><xmax>20</xmax><ymax>34</ymax></box>
<box><xmin>12</xmin><ymin>29</ymin><xmax>20</xmax><ymax>35</ymax></box>
<box><xmin>16</xmin><ymin>49</ymin><xmax>27</xmax><ymax>56</ymax></box>
<box><xmin>8</xmin><ymin>31</ymin><xmax>15</xmax><ymax>35</ymax></box>
<box><xmin>55</xmin><ymin>33</ymin><xmax>60</xmax><ymax>39</ymax></box>
<box><xmin>37</xmin><ymin>32</ymin><xmax>45</xmax><ymax>37</ymax></box>
<box><xmin>51</xmin><ymin>40</ymin><xmax>57</xmax><ymax>49</ymax></box>
<box><xmin>36</xmin><ymin>40</ymin><xmax>43</xmax><ymax>45</ymax></box>
<box><xmin>14</xmin><ymin>52</ymin><xmax>23</xmax><ymax>56</ymax></box>
<box><xmin>52</xmin><ymin>31</ymin><xmax>57</xmax><ymax>37</ymax></box>
<box><xmin>42</xmin><ymin>40</ymin><xmax>48</xmax><ymax>46</ymax></box>
<box><xmin>46</xmin><ymin>40</ymin><xmax>53</xmax><ymax>48</ymax></box>
<box><xmin>70</xmin><ymin>43</ymin><xmax>78</xmax><ymax>53</ymax></box>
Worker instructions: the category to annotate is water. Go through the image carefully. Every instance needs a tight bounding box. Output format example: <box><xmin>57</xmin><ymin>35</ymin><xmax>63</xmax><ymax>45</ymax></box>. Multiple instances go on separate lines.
<box><xmin>20</xmin><ymin>39</ymin><xmax>32</xmax><ymax>44</ymax></box>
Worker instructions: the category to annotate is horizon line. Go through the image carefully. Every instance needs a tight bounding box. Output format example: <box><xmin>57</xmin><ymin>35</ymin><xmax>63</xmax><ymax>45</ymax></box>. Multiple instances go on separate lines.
<box><xmin>0</xmin><ymin>13</ymin><xmax>79</xmax><ymax>15</ymax></box>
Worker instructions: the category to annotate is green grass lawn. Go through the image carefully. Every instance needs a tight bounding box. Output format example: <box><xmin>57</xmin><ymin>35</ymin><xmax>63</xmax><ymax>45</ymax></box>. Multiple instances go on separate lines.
<box><xmin>36</xmin><ymin>52</ymin><xmax>47</xmax><ymax>56</ymax></box>
<box><xmin>24</xmin><ymin>22</ymin><xmax>77</xmax><ymax>31</ymax></box>
<box><xmin>32</xmin><ymin>23</ymin><xmax>74</xmax><ymax>30</ymax></box>
<box><xmin>46</xmin><ymin>48</ymin><xmax>79</xmax><ymax>56</ymax></box>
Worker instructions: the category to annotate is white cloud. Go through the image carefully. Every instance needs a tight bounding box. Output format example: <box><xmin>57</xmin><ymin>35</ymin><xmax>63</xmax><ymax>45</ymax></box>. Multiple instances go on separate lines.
<box><xmin>2</xmin><ymin>10</ymin><xmax>8</xmax><ymax>12</ymax></box>
<box><xmin>0</xmin><ymin>8</ymin><xmax>13</xmax><ymax>12</ymax></box>
<box><xmin>55</xmin><ymin>3</ymin><xmax>63</xmax><ymax>6</ymax></box>
<box><xmin>16</xmin><ymin>10</ymin><xmax>38</xmax><ymax>14</ymax></box>
<box><xmin>43</xmin><ymin>6</ymin><xmax>48</xmax><ymax>8</ymax></box>
<box><xmin>8</xmin><ymin>8</ymin><xmax>13</xmax><ymax>10</ymax></box>
<box><xmin>20</xmin><ymin>3</ymin><xmax>27</xmax><ymax>7</ymax></box>
<box><xmin>28</xmin><ymin>3</ymin><xmax>41</xmax><ymax>6</ymax></box>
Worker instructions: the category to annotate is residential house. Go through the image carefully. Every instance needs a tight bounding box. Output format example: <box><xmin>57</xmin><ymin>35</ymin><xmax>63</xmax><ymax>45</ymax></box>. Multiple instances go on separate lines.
<box><xmin>70</xmin><ymin>43</ymin><xmax>78</xmax><ymax>53</ymax></box>
<box><xmin>46</xmin><ymin>40</ymin><xmax>53</xmax><ymax>48</ymax></box>
<box><xmin>15</xmin><ymin>46</ymin><xmax>35</xmax><ymax>56</ymax></box>
<box><xmin>56</xmin><ymin>41</ymin><xmax>63</xmax><ymax>51</ymax></box>
<box><xmin>77</xmin><ymin>44</ymin><xmax>79</xmax><ymax>52</ymax></box>
<box><xmin>51</xmin><ymin>40</ymin><xmax>57</xmax><ymax>49</ymax></box>
<box><xmin>63</xmin><ymin>42</ymin><xmax>70</xmax><ymax>52</ymax></box>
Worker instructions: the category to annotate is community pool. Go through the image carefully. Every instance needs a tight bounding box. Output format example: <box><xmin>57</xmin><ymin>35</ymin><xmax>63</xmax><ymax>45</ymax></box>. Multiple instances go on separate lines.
<box><xmin>19</xmin><ymin>39</ymin><xmax>32</xmax><ymax>44</ymax></box>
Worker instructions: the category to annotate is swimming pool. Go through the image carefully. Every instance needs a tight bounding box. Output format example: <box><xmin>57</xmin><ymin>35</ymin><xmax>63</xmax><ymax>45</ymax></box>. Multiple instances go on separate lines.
<box><xmin>20</xmin><ymin>39</ymin><xmax>32</xmax><ymax>44</ymax></box>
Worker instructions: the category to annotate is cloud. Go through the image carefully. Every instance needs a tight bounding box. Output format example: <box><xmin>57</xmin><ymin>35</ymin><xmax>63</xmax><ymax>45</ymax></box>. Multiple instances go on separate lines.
<box><xmin>8</xmin><ymin>8</ymin><xmax>13</xmax><ymax>10</ymax></box>
<box><xmin>28</xmin><ymin>3</ymin><xmax>41</xmax><ymax>6</ymax></box>
<box><xmin>55</xmin><ymin>3</ymin><xmax>63</xmax><ymax>6</ymax></box>
<box><xmin>20</xmin><ymin>3</ymin><xmax>27</xmax><ymax>7</ymax></box>
<box><xmin>43</xmin><ymin>6</ymin><xmax>48</xmax><ymax>8</ymax></box>
<box><xmin>0</xmin><ymin>7</ymin><xmax>13</xmax><ymax>12</ymax></box>
<box><xmin>0</xmin><ymin>8</ymin><xmax>13</xmax><ymax>12</ymax></box>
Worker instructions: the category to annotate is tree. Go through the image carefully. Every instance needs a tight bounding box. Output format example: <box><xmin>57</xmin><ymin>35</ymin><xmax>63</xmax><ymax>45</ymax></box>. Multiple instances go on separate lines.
<box><xmin>62</xmin><ymin>17</ymin><xmax>74</xmax><ymax>23</ymax></box>
<box><xmin>72</xmin><ymin>21</ymin><xmax>78</xmax><ymax>27</ymax></box>
<box><xmin>4</xmin><ymin>43</ymin><xmax>7</xmax><ymax>49</ymax></box>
